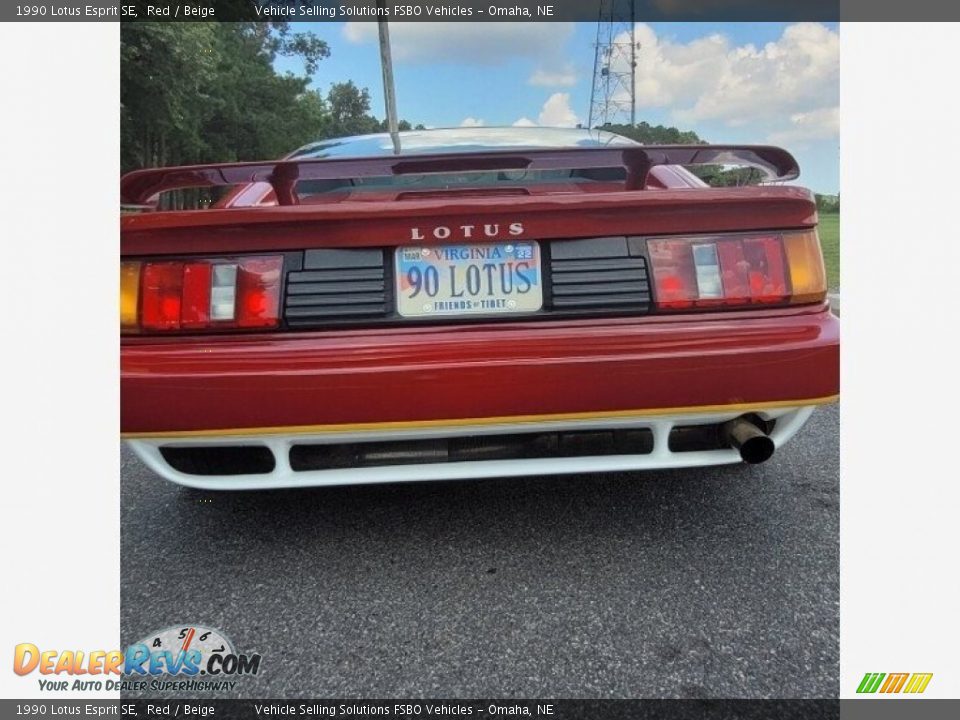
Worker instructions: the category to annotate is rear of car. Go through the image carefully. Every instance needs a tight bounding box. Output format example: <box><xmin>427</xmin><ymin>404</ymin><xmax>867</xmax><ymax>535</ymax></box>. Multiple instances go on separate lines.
<box><xmin>120</xmin><ymin>128</ymin><xmax>838</xmax><ymax>490</ymax></box>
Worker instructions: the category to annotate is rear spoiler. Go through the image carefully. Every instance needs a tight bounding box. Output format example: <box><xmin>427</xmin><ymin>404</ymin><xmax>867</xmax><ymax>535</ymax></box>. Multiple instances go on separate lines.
<box><xmin>120</xmin><ymin>145</ymin><xmax>799</xmax><ymax>207</ymax></box>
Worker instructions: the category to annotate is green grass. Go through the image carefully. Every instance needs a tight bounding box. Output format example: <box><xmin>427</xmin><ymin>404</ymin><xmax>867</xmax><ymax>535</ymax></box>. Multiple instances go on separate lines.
<box><xmin>818</xmin><ymin>212</ymin><xmax>840</xmax><ymax>291</ymax></box>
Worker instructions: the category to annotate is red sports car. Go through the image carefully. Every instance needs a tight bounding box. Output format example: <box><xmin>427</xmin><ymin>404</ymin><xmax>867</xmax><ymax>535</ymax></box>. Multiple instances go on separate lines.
<box><xmin>120</xmin><ymin>127</ymin><xmax>839</xmax><ymax>490</ymax></box>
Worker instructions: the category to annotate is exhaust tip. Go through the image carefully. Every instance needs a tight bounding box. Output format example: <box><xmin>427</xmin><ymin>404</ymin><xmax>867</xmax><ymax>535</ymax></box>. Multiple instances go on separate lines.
<box><xmin>738</xmin><ymin>434</ymin><xmax>775</xmax><ymax>464</ymax></box>
<box><xmin>723</xmin><ymin>417</ymin><xmax>776</xmax><ymax>464</ymax></box>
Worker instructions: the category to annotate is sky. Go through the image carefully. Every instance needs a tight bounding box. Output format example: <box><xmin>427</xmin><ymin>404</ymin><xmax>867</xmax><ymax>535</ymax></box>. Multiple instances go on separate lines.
<box><xmin>274</xmin><ymin>22</ymin><xmax>839</xmax><ymax>193</ymax></box>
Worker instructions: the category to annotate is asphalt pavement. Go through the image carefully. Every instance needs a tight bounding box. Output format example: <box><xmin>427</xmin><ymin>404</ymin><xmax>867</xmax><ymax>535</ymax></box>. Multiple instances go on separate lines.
<box><xmin>120</xmin><ymin>403</ymin><xmax>839</xmax><ymax>699</ymax></box>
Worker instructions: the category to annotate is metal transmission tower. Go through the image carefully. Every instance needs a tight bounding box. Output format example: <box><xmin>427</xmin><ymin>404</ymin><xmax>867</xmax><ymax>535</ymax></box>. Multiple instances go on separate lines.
<box><xmin>587</xmin><ymin>0</ymin><xmax>639</xmax><ymax>129</ymax></box>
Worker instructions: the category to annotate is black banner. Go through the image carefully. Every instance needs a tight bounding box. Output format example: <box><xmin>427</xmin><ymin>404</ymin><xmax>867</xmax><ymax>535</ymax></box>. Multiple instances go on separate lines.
<box><xmin>0</xmin><ymin>0</ymin><xmax>885</xmax><ymax>23</ymax></box>
<box><xmin>12</xmin><ymin>0</ymin><xmax>960</xmax><ymax>22</ymax></box>
<box><xmin>8</xmin><ymin>699</ymin><xmax>960</xmax><ymax>719</ymax></box>
<box><xmin>110</xmin><ymin>0</ymin><xmax>838</xmax><ymax>22</ymax></box>
<box><xmin>0</xmin><ymin>699</ymin><xmax>844</xmax><ymax>719</ymax></box>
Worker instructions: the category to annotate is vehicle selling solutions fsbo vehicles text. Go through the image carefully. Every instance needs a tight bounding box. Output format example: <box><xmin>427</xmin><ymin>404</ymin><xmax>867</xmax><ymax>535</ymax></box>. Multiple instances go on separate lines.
<box><xmin>252</xmin><ymin>5</ymin><xmax>555</xmax><ymax>19</ymax></box>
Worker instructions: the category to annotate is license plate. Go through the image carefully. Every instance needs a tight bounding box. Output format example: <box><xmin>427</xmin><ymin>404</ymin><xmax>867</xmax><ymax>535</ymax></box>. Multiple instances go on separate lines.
<box><xmin>395</xmin><ymin>242</ymin><xmax>543</xmax><ymax>318</ymax></box>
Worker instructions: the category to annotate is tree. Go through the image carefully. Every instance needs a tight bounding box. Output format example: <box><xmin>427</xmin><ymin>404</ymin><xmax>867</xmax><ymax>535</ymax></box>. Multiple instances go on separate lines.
<box><xmin>120</xmin><ymin>23</ymin><xmax>220</xmax><ymax>171</ymax></box>
<box><xmin>816</xmin><ymin>194</ymin><xmax>840</xmax><ymax>213</ymax></box>
<box><xmin>600</xmin><ymin>121</ymin><xmax>704</xmax><ymax>145</ymax></box>
<box><xmin>692</xmin><ymin>166</ymin><xmax>764</xmax><ymax>187</ymax></box>
<box><xmin>321</xmin><ymin>81</ymin><xmax>382</xmax><ymax>138</ymax></box>
<box><xmin>195</xmin><ymin>23</ymin><xmax>327</xmax><ymax>163</ymax></box>
<box><xmin>121</xmin><ymin>22</ymin><xmax>331</xmax><ymax>173</ymax></box>
<box><xmin>596</xmin><ymin>121</ymin><xmax>780</xmax><ymax>187</ymax></box>
<box><xmin>121</xmin><ymin>23</ymin><xmax>423</xmax><ymax>181</ymax></box>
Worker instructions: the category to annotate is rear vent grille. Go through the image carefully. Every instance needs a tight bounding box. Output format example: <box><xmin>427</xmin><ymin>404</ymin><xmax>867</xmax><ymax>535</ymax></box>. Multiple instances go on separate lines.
<box><xmin>284</xmin><ymin>248</ymin><xmax>389</xmax><ymax>327</ymax></box>
<box><xmin>159</xmin><ymin>446</ymin><xmax>276</xmax><ymax>476</ymax></box>
<box><xmin>289</xmin><ymin>428</ymin><xmax>654</xmax><ymax>471</ymax></box>
<box><xmin>549</xmin><ymin>237</ymin><xmax>651</xmax><ymax>312</ymax></box>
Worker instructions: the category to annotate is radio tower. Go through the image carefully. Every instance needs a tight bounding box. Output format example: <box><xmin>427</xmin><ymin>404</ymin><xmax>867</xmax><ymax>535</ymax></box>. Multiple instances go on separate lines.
<box><xmin>587</xmin><ymin>0</ymin><xmax>639</xmax><ymax>129</ymax></box>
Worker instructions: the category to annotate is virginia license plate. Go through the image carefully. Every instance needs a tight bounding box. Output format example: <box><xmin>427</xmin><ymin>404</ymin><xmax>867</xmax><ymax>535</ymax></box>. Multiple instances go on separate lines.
<box><xmin>395</xmin><ymin>242</ymin><xmax>542</xmax><ymax>318</ymax></box>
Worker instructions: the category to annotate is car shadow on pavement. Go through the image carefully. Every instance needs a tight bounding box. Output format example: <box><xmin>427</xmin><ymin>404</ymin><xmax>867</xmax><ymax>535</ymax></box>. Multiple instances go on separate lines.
<box><xmin>169</xmin><ymin>463</ymin><xmax>759</xmax><ymax>548</ymax></box>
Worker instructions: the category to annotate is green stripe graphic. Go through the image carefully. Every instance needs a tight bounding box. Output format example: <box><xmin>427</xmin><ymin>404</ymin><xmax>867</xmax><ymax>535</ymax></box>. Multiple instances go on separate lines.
<box><xmin>869</xmin><ymin>673</ymin><xmax>887</xmax><ymax>693</ymax></box>
<box><xmin>856</xmin><ymin>673</ymin><xmax>885</xmax><ymax>693</ymax></box>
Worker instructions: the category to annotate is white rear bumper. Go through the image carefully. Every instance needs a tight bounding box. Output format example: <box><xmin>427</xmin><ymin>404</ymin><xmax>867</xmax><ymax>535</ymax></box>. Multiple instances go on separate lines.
<box><xmin>126</xmin><ymin>406</ymin><xmax>817</xmax><ymax>491</ymax></box>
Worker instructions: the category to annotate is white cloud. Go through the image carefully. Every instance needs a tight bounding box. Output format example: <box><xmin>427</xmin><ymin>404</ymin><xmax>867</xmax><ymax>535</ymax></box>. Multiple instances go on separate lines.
<box><xmin>459</xmin><ymin>117</ymin><xmax>485</xmax><ymax>127</ymax></box>
<box><xmin>768</xmin><ymin>106</ymin><xmax>839</xmax><ymax>145</ymax></box>
<box><xmin>511</xmin><ymin>94</ymin><xmax>581</xmax><ymax>128</ymax></box>
<box><xmin>343</xmin><ymin>22</ymin><xmax>574</xmax><ymax>65</ymax></box>
<box><xmin>529</xmin><ymin>64</ymin><xmax>577</xmax><ymax>87</ymax></box>
<box><xmin>537</xmin><ymin>93</ymin><xmax>580</xmax><ymax>127</ymax></box>
<box><xmin>606</xmin><ymin>22</ymin><xmax>838</xmax><ymax>139</ymax></box>
<box><xmin>625</xmin><ymin>25</ymin><xmax>729</xmax><ymax>109</ymax></box>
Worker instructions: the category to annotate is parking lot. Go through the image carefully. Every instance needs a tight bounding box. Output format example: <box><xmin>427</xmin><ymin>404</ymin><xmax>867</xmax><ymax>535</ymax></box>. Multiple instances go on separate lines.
<box><xmin>121</xmin><ymin>403</ymin><xmax>838</xmax><ymax>698</ymax></box>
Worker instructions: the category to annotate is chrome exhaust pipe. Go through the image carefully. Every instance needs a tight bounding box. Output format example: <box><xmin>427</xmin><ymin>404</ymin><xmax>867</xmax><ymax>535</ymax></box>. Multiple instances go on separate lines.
<box><xmin>722</xmin><ymin>417</ymin><xmax>775</xmax><ymax>464</ymax></box>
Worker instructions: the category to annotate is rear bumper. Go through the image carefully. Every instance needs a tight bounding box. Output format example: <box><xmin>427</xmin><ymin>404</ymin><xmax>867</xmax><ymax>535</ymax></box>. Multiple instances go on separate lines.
<box><xmin>121</xmin><ymin>304</ymin><xmax>838</xmax><ymax>437</ymax></box>
<box><xmin>123</xmin><ymin>304</ymin><xmax>836</xmax><ymax>488</ymax></box>
<box><xmin>127</xmin><ymin>405</ymin><xmax>817</xmax><ymax>490</ymax></box>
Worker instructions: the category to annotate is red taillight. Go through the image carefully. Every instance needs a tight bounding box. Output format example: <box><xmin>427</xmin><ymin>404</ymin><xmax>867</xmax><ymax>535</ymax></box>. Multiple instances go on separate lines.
<box><xmin>646</xmin><ymin>239</ymin><xmax>700</xmax><ymax>309</ymax></box>
<box><xmin>648</xmin><ymin>232</ymin><xmax>819</xmax><ymax>311</ymax></box>
<box><xmin>141</xmin><ymin>262</ymin><xmax>184</xmax><ymax>331</ymax></box>
<box><xmin>743</xmin><ymin>236</ymin><xmax>788</xmax><ymax>303</ymax></box>
<box><xmin>180</xmin><ymin>262</ymin><xmax>212</xmax><ymax>328</ymax></box>
<box><xmin>123</xmin><ymin>256</ymin><xmax>283</xmax><ymax>333</ymax></box>
<box><xmin>236</xmin><ymin>258</ymin><xmax>282</xmax><ymax>328</ymax></box>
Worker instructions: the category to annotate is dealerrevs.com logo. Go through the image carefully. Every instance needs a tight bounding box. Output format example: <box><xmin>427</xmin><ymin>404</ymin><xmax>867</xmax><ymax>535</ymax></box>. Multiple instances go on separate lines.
<box><xmin>13</xmin><ymin>625</ymin><xmax>262</xmax><ymax>692</ymax></box>
<box><xmin>856</xmin><ymin>672</ymin><xmax>933</xmax><ymax>694</ymax></box>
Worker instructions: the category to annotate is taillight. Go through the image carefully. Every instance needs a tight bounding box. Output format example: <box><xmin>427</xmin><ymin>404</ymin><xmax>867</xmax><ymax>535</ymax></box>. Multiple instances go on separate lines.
<box><xmin>120</xmin><ymin>256</ymin><xmax>283</xmax><ymax>333</ymax></box>
<box><xmin>236</xmin><ymin>258</ymin><xmax>283</xmax><ymax>328</ymax></box>
<box><xmin>120</xmin><ymin>261</ymin><xmax>140</xmax><ymax>330</ymax></box>
<box><xmin>141</xmin><ymin>262</ymin><xmax>184</xmax><ymax>330</ymax></box>
<box><xmin>783</xmin><ymin>231</ymin><xmax>828</xmax><ymax>304</ymax></box>
<box><xmin>647</xmin><ymin>230</ymin><xmax>825</xmax><ymax>310</ymax></box>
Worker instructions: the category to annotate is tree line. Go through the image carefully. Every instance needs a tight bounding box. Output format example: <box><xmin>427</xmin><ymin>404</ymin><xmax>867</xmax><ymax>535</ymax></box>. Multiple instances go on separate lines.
<box><xmin>121</xmin><ymin>22</ymin><xmax>422</xmax><ymax>175</ymax></box>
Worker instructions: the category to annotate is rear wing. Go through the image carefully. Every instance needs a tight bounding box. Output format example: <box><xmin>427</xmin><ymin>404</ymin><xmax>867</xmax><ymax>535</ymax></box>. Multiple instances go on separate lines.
<box><xmin>120</xmin><ymin>145</ymin><xmax>799</xmax><ymax>207</ymax></box>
